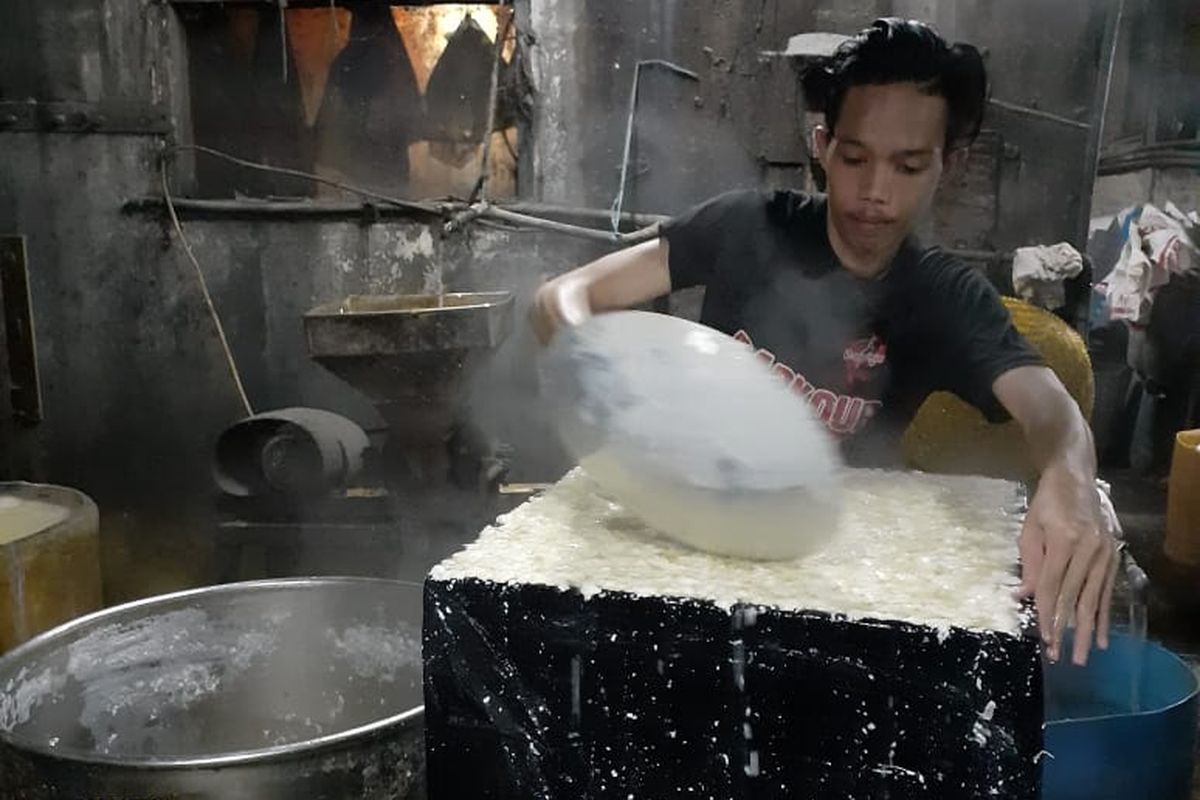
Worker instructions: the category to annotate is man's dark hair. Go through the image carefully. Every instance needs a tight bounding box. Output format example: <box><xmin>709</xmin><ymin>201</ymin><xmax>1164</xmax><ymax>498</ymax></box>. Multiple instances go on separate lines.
<box><xmin>801</xmin><ymin>18</ymin><xmax>988</xmax><ymax>152</ymax></box>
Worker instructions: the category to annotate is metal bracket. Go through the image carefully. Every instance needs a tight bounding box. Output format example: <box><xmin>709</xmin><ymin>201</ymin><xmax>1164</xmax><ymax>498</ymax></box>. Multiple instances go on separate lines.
<box><xmin>0</xmin><ymin>237</ymin><xmax>42</xmax><ymax>425</ymax></box>
<box><xmin>0</xmin><ymin>100</ymin><xmax>172</xmax><ymax>136</ymax></box>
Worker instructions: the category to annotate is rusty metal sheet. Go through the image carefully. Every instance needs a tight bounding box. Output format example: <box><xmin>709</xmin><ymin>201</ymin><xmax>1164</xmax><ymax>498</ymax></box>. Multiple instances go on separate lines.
<box><xmin>0</xmin><ymin>236</ymin><xmax>42</xmax><ymax>425</ymax></box>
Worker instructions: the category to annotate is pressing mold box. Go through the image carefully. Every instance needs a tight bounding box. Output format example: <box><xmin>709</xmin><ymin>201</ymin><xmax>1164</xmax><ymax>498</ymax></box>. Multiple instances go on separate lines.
<box><xmin>423</xmin><ymin>469</ymin><xmax>1042</xmax><ymax>799</ymax></box>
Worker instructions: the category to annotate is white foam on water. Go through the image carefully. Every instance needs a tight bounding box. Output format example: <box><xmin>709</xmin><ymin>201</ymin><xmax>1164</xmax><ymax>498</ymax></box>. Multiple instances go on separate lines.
<box><xmin>0</xmin><ymin>667</ymin><xmax>67</xmax><ymax>732</ymax></box>
<box><xmin>64</xmin><ymin>607</ymin><xmax>282</xmax><ymax>754</ymax></box>
<box><xmin>328</xmin><ymin>624</ymin><xmax>421</xmax><ymax>684</ymax></box>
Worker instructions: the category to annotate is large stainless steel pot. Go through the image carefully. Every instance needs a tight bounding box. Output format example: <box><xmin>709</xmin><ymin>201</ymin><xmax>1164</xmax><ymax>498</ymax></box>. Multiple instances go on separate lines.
<box><xmin>0</xmin><ymin>578</ymin><xmax>425</xmax><ymax>799</ymax></box>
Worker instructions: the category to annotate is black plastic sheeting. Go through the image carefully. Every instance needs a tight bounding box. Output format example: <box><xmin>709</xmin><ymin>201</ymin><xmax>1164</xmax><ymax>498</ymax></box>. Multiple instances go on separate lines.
<box><xmin>423</xmin><ymin>576</ymin><xmax>1043</xmax><ymax>799</ymax></box>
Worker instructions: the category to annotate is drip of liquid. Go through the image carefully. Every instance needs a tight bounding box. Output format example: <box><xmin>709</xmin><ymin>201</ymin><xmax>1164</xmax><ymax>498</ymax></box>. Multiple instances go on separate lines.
<box><xmin>1126</xmin><ymin>598</ymin><xmax>1148</xmax><ymax>714</ymax></box>
<box><xmin>421</xmin><ymin>263</ymin><xmax>445</xmax><ymax>307</ymax></box>
<box><xmin>1123</xmin><ymin>551</ymin><xmax>1149</xmax><ymax>713</ymax></box>
<box><xmin>731</xmin><ymin>611</ymin><xmax>753</xmax><ymax>776</ymax></box>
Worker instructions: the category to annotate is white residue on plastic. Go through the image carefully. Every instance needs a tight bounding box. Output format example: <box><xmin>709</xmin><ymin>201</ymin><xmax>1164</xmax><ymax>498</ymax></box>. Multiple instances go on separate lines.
<box><xmin>874</xmin><ymin>763</ymin><xmax>926</xmax><ymax>784</ymax></box>
<box><xmin>971</xmin><ymin>720</ymin><xmax>992</xmax><ymax>747</ymax></box>
<box><xmin>1033</xmin><ymin>749</ymin><xmax>1055</xmax><ymax>763</ymax></box>
<box><xmin>328</xmin><ymin>624</ymin><xmax>420</xmax><ymax>683</ymax></box>
<box><xmin>432</xmin><ymin>469</ymin><xmax>1024</xmax><ymax>635</ymax></box>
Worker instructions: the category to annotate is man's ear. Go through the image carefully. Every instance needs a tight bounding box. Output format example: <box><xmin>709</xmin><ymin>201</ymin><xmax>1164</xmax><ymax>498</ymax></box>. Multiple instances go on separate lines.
<box><xmin>812</xmin><ymin>125</ymin><xmax>832</xmax><ymax>169</ymax></box>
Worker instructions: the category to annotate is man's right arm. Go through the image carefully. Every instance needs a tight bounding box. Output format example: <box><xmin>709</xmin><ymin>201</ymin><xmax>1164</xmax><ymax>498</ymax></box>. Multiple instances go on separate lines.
<box><xmin>530</xmin><ymin>237</ymin><xmax>672</xmax><ymax>345</ymax></box>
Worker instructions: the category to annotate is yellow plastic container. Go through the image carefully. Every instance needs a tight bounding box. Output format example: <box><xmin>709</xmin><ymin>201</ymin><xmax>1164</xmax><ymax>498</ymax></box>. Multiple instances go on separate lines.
<box><xmin>0</xmin><ymin>483</ymin><xmax>103</xmax><ymax>653</ymax></box>
<box><xmin>1165</xmin><ymin>429</ymin><xmax>1200</xmax><ymax>567</ymax></box>
<box><xmin>901</xmin><ymin>297</ymin><xmax>1094</xmax><ymax>482</ymax></box>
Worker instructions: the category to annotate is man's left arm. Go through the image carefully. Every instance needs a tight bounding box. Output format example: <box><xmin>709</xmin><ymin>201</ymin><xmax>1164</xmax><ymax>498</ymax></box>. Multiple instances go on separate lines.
<box><xmin>994</xmin><ymin>366</ymin><xmax>1120</xmax><ymax>665</ymax></box>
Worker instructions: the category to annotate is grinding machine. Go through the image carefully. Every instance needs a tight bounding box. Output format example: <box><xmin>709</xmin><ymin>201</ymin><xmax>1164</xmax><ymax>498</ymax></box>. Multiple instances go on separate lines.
<box><xmin>210</xmin><ymin>291</ymin><xmax>515</xmax><ymax>583</ymax></box>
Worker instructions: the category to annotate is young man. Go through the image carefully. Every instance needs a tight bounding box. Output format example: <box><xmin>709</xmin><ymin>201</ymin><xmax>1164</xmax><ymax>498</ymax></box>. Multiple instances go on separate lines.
<box><xmin>531</xmin><ymin>18</ymin><xmax>1118</xmax><ymax>665</ymax></box>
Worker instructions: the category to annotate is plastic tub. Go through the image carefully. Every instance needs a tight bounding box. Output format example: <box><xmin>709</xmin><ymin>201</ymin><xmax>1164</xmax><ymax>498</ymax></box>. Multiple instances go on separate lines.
<box><xmin>1043</xmin><ymin>632</ymin><xmax>1198</xmax><ymax>800</ymax></box>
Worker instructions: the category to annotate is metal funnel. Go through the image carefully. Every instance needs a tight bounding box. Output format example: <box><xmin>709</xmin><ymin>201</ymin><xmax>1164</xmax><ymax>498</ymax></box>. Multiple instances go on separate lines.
<box><xmin>303</xmin><ymin>292</ymin><xmax>514</xmax><ymax>486</ymax></box>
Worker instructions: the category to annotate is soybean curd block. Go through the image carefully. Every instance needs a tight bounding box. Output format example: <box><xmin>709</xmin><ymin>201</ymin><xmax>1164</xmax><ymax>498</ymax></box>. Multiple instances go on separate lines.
<box><xmin>423</xmin><ymin>468</ymin><xmax>1043</xmax><ymax>800</ymax></box>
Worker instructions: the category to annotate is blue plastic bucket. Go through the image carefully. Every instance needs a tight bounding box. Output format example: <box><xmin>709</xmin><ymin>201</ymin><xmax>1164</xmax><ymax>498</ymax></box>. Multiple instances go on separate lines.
<box><xmin>1043</xmin><ymin>633</ymin><xmax>1199</xmax><ymax>800</ymax></box>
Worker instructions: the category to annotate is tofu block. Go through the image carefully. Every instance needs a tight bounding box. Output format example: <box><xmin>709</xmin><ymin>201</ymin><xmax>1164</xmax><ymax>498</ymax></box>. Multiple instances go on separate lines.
<box><xmin>424</xmin><ymin>469</ymin><xmax>1042</xmax><ymax>799</ymax></box>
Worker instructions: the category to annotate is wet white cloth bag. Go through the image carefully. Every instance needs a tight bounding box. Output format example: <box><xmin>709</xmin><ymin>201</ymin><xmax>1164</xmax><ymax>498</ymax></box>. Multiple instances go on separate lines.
<box><xmin>539</xmin><ymin>311</ymin><xmax>843</xmax><ymax>560</ymax></box>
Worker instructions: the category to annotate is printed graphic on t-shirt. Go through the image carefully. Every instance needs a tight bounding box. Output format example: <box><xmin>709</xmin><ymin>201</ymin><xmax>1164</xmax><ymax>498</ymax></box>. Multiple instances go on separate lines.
<box><xmin>734</xmin><ymin>329</ymin><xmax>883</xmax><ymax>437</ymax></box>
<box><xmin>843</xmin><ymin>335</ymin><xmax>887</xmax><ymax>388</ymax></box>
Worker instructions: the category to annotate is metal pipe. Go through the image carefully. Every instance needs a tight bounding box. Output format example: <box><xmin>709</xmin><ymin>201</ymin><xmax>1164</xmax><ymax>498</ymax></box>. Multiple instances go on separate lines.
<box><xmin>124</xmin><ymin>196</ymin><xmax>668</xmax><ymax>233</ymax></box>
<box><xmin>1098</xmin><ymin>155</ymin><xmax>1200</xmax><ymax>176</ymax></box>
<box><xmin>122</xmin><ymin>197</ymin><xmax>416</xmax><ymax>216</ymax></box>
<box><xmin>610</xmin><ymin>60</ymin><xmax>700</xmax><ymax>234</ymax></box>
<box><xmin>150</xmin><ymin>145</ymin><xmax>670</xmax><ymax>244</ymax></box>
<box><xmin>168</xmin><ymin>144</ymin><xmax>437</xmax><ymax>214</ymax></box>
<box><xmin>987</xmin><ymin>98</ymin><xmax>1090</xmax><ymax>131</ymax></box>
<box><xmin>127</xmin><ymin>196</ymin><xmax>663</xmax><ymax>245</ymax></box>
<box><xmin>504</xmin><ymin>201</ymin><xmax>668</xmax><ymax>229</ymax></box>
<box><xmin>476</xmin><ymin>203</ymin><xmax>661</xmax><ymax>245</ymax></box>
<box><xmin>1076</xmin><ymin>0</ymin><xmax>1127</xmax><ymax>248</ymax></box>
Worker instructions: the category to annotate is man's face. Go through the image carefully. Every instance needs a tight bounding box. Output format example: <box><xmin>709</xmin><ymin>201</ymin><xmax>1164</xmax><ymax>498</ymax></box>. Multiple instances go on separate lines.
<box><xmin>815</xmin><ymin>82</ymin><xmax>950</xmax><ymax>275</ymax></box>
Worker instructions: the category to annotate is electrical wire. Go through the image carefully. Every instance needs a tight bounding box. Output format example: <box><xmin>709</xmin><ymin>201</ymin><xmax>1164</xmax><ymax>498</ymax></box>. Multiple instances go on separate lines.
<box><xmin>169</xmin><ymin>144</ymin><xmax>437</xmax><ymax>214</ymax></box>
<box><xmin>468</xmin><ymin>2</ymin><xmax>514</xmax><ymax>205</ymax></box>
<box><xmin>160</xmin><ymin>160</ymin><xmax>255</xmax><ymax>418</ymax></box>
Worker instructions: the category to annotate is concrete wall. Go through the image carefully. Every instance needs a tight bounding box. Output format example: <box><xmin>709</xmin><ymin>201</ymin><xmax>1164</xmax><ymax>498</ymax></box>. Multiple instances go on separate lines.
<box><xmin>1087</xmin><ymin>0</ymin><xmax>1199</xmax><ymax>221</ymax></box>
<box><xmin>524</xmin><ymin>0</ymin><xmax>1114</xmax><ymax>249</ymax></box>
<box><xmin>0</xmin><ymin>1</ymin><xmax>196</xmax><ymax>502</ymax></box>
<box><xmin>524</xmin><ymin>0</ymin><xmax>816</xmax><ymax>212</ymax></box>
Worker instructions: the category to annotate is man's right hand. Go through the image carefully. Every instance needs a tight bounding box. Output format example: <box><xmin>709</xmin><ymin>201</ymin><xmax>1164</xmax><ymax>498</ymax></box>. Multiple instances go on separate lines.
<box><xmin>527</xmin><ymin>238</ymin><xmax>674</xmax><ymax>347</ymax></box>
<box><xmin>530</xmin><ymin>278</ymin><xmax>592</xmax><ymax>346</ymax></box>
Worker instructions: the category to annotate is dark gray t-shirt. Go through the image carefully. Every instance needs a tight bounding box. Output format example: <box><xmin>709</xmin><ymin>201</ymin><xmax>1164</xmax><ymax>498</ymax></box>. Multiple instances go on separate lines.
<box><xmin>662</xmin><ymin>189</ymin><xmax>1042</xmax><ymax>466</ymax></box>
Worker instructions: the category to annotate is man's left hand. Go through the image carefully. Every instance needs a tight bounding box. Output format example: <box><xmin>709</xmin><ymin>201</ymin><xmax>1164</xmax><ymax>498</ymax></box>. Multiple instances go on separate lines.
<box><xmin>1016</xmin><ymin>467</ymin><xmax>1121</xmax><ymax>665</ymax></box>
